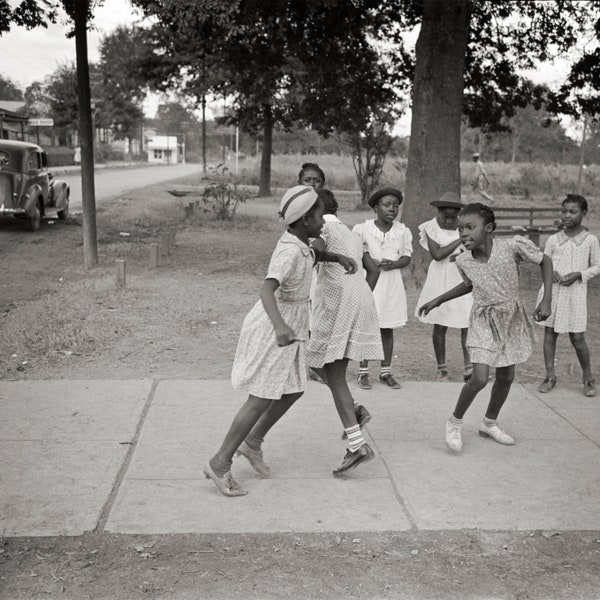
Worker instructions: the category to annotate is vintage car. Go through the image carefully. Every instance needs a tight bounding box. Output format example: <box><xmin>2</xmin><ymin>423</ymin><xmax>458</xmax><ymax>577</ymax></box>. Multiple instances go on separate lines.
<box><xmin>0</xmin><ymin>140</ymin><xmax>70</xmax><ymax>231</ymax></box>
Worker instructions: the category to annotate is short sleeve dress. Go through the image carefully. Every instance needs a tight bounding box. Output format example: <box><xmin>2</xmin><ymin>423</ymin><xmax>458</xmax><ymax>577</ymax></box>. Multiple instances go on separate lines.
<box><xmin>455</xmin><ymin>236</ymin><xmax>544</xmax><ymax>367</ymax></box>
<box><xmin>352</xmin><ymin>220</ymin><xmax>413</xmax><ymax>328</ymax></box>
<box><xmin>307</xmin><ymin>215</ymin><xmax>383</xmax><ymax>367</ymax></box>
<box><xmin>231</xmin><ymin>231</ymin><xmax>314</xmax><ymax>400</ymax></box>
<box><xmin>536</xmin><ymin>230</ymin><xmax>600</xmax><ymax>333</ymax></box>
<box><xmin>415</xmin><ymin>217</ymin><xmax>472</xmax><ymax>328</ymax></box>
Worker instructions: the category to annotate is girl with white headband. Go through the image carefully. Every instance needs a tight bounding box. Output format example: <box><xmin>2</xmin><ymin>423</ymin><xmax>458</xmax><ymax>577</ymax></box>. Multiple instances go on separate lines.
<box><xmin>204</xmin><ymin>185</ymin><xmax>357</xmax><ymax>496</ymax></box>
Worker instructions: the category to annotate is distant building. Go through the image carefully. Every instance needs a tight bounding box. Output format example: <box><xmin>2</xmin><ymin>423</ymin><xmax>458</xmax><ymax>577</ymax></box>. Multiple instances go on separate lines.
<box><xmin>0</xmin><ymin>101</ymin><xmax>27</xmax><ymax>140</ymax></box>
<box><xmin>146</xmin><ymin>135</ymin><xmax>183</xmax><ymax>164</ymax></box>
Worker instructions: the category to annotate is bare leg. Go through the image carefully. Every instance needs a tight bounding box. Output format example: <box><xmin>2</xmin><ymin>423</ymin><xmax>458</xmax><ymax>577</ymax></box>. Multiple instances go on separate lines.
<box><xmin>432</xmin><ymin>324</ymin><xmax>447</xmax><ymax>367</ymax></box>
<box><xmin>210</xmin><ymin>394</ymin><xmax>272</xmax><ymax>475</ymax></box>
<box><xmin>461</xmin><ymin>328</ymin><xmax>471</xmax><ymax>367</ymax></box>
<box><xmin>323</xmin><ymin>359</ymin><xmax>359</xmax><ymax>428</ymax></box>
<box><xmin>452</xmin><ymin>363</ymin><xmax>489</xmax><ymax>419</ymax></box>
<box><xmin>485</xmin><ymin>365</ymin><xmax>515</xmax><ymax>420</ymax></box>
<box><xmin>380</xmin><ymin>328</ymin><xmax>394</xmax><ymax>368</ymax></box>
<box><xmin>244</xmin><ymin>391</ymin><xmax>304</xmax><ymax>450</ymax></box>
<box><xmin>569</xmin><ymin>332</ymin><xmax>593</xmax><ymax>381</ymax></box>
<box><xmin>543</xmin><ymin>327</ymin><xmax>559</xmax><ymax>378</ymax></box>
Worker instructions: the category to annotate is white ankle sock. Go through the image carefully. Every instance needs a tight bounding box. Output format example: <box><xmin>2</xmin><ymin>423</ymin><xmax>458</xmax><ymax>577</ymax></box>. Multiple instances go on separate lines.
<box><xmin>344</xmin><ymin>424</ymin><xmax>364</xmax><ymax>452</ymax></box>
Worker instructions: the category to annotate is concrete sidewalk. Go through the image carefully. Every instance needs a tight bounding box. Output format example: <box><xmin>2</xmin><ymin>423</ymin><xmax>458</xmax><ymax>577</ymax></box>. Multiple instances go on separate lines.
<box><xmin>1</xmin><ymin>379</ymin><xmax>599</xmax><ymax>537</ymax></box>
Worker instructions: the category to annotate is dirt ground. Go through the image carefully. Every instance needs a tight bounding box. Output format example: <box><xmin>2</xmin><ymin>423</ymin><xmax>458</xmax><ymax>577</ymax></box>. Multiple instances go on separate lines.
<box><xmin>1</xmin><ymin>178</ymin><xmax>599</xmax><ymax>599</ymax></box>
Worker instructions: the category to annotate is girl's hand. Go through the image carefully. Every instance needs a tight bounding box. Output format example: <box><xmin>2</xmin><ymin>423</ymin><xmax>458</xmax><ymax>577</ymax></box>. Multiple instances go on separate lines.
<box><xmin>338</xmin><ymin>255</ymin><xmax>358</xmax><ymax>274</ymax></box>
<box><xmin>418</xmin><ymin>300</ymin><xmax>438</xmax><ymax>317</ymax></box>
<box><xmin>275</xmin><ymin>324</ymin><xmax>299</xmax><ymax>347</ymax></box>
<box><xmin>559</xmin><ymin>272</ymin><xmax>582</xmax><ymax>287</ymax></box>
<box><xmin>380</xmin><ymin>258</ymin><xmax>399</xmax><ymax>271</ymax></box>
<box><xmin>533</xmin><ymin>299</ymin><xmax>552</xmax><ymax>322</ymax></box>
<box><xmin>552</xmin><ymin>270</ymin><xmax>562</xmax><ymax>283</ymax></box>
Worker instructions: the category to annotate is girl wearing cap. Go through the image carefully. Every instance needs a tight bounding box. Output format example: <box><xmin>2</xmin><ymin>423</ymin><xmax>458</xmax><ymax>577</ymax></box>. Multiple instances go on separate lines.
<box><xmin>204</xmin><ymin>185</ymin><xmax>357</xmax><ymax>497</ymax></box>
<box><xmin>415</xmin><ymin>192</ymin><xmax>473</xmax><ymax>381</ymax></box>
<box><xmin>352</xmin><ymin>187</ymin><xmax>413</xmax><ymax>390</ymax></box>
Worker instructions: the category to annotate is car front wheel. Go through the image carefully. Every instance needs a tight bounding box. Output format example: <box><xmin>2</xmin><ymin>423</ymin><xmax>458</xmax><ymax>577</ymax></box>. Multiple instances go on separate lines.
<box><xmin>57</xmin><ymin>202</ymin><xmax>69</xmax><ymax>220</ymax></box>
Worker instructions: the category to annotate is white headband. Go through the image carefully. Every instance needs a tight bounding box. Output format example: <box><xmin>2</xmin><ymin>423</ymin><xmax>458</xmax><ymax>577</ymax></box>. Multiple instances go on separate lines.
<box><xmin>279</xmin><ymin>185</ymin><xmax>318</xmax><ymax>225</ymax></box>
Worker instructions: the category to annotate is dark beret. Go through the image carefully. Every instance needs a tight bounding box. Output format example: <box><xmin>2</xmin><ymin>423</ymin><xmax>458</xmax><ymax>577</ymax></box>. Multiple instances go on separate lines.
<box><xmin>367</xmin><ymin>187</ymin><xmax>404</xmax><ymax>208</ymax></box>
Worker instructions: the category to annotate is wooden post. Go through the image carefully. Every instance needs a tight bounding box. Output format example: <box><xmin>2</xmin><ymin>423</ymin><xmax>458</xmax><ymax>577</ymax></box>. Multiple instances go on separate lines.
<box><xmin>149</xmin><ymin>242</ymin><xmax>159</xmax><ymax>267</ymax></box>
<box><xmin>115</xmin><ymin>259</ymin><xmax>126</xmax><ymax>288</ymax></box>
<box><xmin>188</xmin><ymin>201</ymin><xmax>195</xmax><ymax>215</ymax></box>
<box><xmin>169</xmin><ymin>228</ymin><xmax>176</xmax><ymax>249</ymax></box>
<box><xmin>184</xmin><ymin>205</ymin><xmax>192</xmax><ymax>218</ymax></box>
<box><xmin>160</xmin><ymin>232</ymin><xmax>170</xmax><ymax>256</ymax></box>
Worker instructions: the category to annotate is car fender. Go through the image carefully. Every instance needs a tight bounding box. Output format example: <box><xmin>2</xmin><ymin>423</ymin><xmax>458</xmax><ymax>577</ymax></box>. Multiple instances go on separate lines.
<box><xmin>22</xmin><ymin>184</ymin><xmax>44</xmax><ymax>216</ymax></box>
<box><xmin>50</xmin><ymin>179</ymin><xmax>70</xmax><ymax>210</ymax></box>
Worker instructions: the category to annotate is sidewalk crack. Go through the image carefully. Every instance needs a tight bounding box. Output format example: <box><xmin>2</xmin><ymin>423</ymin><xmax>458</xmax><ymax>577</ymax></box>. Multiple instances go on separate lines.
<box><xmin>93</xmin><ymin>379</ymin><xmax>159</xmax><ymax>534</ymax></box>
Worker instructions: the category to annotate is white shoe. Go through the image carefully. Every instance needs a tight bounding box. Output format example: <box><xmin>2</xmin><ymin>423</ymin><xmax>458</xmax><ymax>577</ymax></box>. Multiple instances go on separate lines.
<box><xmin>445</xmin><ymin>419</ymin><xmax>462</xmax><ymax>452</ymax></box>
<box><xmin>478</xmin><ymin>421</ymin><xmax>515</xmax><ymax>446</ymax></box>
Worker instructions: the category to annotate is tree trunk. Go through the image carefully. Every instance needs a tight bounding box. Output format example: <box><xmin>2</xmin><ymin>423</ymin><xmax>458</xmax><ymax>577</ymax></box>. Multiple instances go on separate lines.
<box><xmin>258</xmin><ymin>103</ymin><xmax>273</xmax><ymax>197</ymax></box>
<box><xmin>404</xmin><ymin>0</ymin><xmax>471</xmax><ymax>286</ymax></box>
<box><xmin>201</xmin><ymin>95</ymin><xmax>207</xmax><ymax>175</ymax></box>
<box><xmin>74</xmin><ymin>0</ymin><xmax>98</xmax><ymax>268</ymax></box>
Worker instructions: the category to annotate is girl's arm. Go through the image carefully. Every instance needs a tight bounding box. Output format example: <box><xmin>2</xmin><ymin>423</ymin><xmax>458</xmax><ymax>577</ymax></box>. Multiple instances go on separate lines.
<box><xmin>381</xmin><ymin>229</ymin><xmax>413</xmax><ymax>271</ymax></box>
<box><xmin>533</xmin><ymin>255</ymin><xmax>553</xmax><ymax>322</ymax></box>
<box><xmin>363</xmin><ymin>252</ymin><xmax>380</xmax><ymax>291</ymax></box>
<box><xmin>427</xmin><ymin>235</ymin><xmax>463</xmax><ymax>261</ymax></box>
<box><xmin>562</xmin><ymin>236</ymin><xmax>600</xmax><ymax>285</ymax></box>
<box><xmin>260</xmin><ymin>278</ymin><xmax>298</xmax><ymax>346</ymax></box>
<box><xmin>312</xmin><ymin>238</ymin><xmax>357</xmax><ymax>274</ymax></box>
<box><xmin>418</xmin><ymin>281</ymin><xmax>472</xmax><ymax>316</ymax></box>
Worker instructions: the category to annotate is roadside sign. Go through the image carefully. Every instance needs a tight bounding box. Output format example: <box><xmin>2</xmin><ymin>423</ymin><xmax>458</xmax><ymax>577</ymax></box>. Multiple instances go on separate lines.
<box><xmin>28</xmin><ymin>118</ymin><xmax>54</xmax><ymax>126</ymax></box>
<box><xmin>144</xmin><ymin>128</ymin><xmax>156</xmax><ymax>139</ymax></box>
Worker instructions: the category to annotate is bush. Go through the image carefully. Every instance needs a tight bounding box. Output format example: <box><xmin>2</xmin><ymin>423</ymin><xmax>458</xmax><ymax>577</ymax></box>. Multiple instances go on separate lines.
<box><xmin>201</xmin><ymin>164</ymin><xmax>252</xmax><ymax>220</ymax></box>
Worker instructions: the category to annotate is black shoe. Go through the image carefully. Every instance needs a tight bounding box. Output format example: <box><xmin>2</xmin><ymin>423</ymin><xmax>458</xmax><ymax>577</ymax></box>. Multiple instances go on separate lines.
<box><xmin>341</xmin><ymin>405</ymin><xmax>372</xmax><ymax>440</ymax></box>
<box><xmin>333</xmin><ymin>443</ymin><xmax>375</xmax><ymax>476</ymax></box>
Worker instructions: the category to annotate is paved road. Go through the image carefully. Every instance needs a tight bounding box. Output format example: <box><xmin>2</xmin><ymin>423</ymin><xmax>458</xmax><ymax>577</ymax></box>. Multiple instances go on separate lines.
<box><xmin>60</xmin><ymin>163</ymin><xmax>201</xmax><ymax>212</ymax></box>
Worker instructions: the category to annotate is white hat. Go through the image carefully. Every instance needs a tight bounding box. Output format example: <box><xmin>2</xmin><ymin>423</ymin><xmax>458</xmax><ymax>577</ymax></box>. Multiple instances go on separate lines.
<box><xmin>279</xmin><ymin>185</ymin><xmax>318</xmax><ymax>225</ymax></box>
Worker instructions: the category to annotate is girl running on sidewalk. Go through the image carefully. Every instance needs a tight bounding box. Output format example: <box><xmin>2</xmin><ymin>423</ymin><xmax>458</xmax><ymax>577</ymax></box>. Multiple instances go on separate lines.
<box><xmin>415</xmin><ymin>192</ymin><xmax>473</xmax><ymax>381</ymax></box>
<box><xmin>204</xmin><ymin>185</ymin><xmax>356</xmax><ymax>496</ymax></box>
<box><xmin>418</xmin><ymin>202</ymin><xmax>553</xmax><ymax>453</ymax></box>
<box><xmin>307</xmin><ymin>189</ymin><xmax>383</xmax><ymax>475</ymax></box>
<box><xmin>537</xmin><ymin>194</ymin><xmax>600</xmax><ymax>397</ymax></box>
<box><xmin>352</xmin><ymin>187</ymin><xmax>413</xmax><ymax>390</ymax></box>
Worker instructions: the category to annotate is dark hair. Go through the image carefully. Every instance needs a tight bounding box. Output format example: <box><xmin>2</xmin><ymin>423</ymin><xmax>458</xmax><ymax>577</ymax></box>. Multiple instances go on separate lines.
<box><xmin>298</xmin><ymin>162</ymin><xmax>325</xmax><ymax>186</ymax></box>
<box><xmin>460</xmin><ymin>202</ymin><xmax>496</xmax><ymax>231</ymax></box>
<box><xmin>563</xmin><ymin>194</ymin><xmax>588</xmax><ymax>213</ymax></box>
<box><xmin>317</xmin><ymin>188</ymin><xmax>338</xmax><ymax>215</ymax></box>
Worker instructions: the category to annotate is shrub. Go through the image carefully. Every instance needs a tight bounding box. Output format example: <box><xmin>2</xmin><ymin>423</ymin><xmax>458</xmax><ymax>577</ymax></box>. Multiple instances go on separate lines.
<box><xmin>201</xmin><ymin>164</ymin><xmax>252</xmax><ymax>220</ymax></box>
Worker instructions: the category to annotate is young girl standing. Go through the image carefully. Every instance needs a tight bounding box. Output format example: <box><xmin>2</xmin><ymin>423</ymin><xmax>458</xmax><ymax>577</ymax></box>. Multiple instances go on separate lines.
<box><xmin>415</xmin><ymin>192</ymin><xmax>473</xmax><ymax>381</ymax></box>
<box><xmin>537</xmin><ymin>194</ymin><xmax>600</xmax><ymax>397</ymax></box>
<box><xmin>298</xmin><ymin>162</ymin><xmax>326</xmax><ymax>190</ymax></box>
<box><xmin>204</xmin><ymin>185</ymin><xmax>355</xmax><ymax>496</ymax></box>
<box><xmin>419</xmin><ymin>203</ymin><xmax>553</xmax><ymax>453</ymax></box>
<box><xmin>308</xmin><ymin>188</ymin><xmax>383</xmax><ymax>475</ymax></box>
<box><xmin>352</xmin><ymin>187</ymin><xmax>413</xmax><ymax>390</ymax></box>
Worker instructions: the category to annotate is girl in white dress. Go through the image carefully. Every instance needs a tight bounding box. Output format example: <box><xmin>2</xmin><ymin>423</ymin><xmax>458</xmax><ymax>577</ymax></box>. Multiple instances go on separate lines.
<box><xmin>537</xmin><ymin>194</ymin><xmax>600</xmax><ymax>397</ymax></box>
<box><xmin>352</xmin><ymin>187</ymin><xmax>413</xmax><ymax>390</ymax></box>
<box><xmin>416</xmin><ymin>192</ymin><xmax>473</xmax><ymax>381</ymax></box>
<box><xmin>205</xmin><ymin>186</ymin><xmax>356</xmax><ymax>496</ymax></box>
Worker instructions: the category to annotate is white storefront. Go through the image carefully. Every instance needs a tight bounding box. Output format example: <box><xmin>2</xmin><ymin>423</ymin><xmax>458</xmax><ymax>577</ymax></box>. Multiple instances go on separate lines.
<box><xmin>146</xmin><ymin>135</ymin><xmax>183</xmax><ymax>164</ymax></box>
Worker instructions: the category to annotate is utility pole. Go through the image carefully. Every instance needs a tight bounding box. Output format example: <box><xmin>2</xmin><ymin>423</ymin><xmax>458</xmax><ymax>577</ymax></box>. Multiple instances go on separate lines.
<box><xmin>74</xmin><ymin>0</ymin><xmax>98</xmax><ymax>268</ymax></box>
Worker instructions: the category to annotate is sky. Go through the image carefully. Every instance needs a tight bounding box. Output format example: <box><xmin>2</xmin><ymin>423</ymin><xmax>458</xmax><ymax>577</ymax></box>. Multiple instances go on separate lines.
<box><xmin>0</xmin><ymin>1</ymin><xmax>579</xmax><ymax>137</ymax></box>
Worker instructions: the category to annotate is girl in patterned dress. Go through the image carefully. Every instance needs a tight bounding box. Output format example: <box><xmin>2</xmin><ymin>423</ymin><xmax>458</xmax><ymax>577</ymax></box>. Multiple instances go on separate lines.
<box><xmin>352</xmin><ymin>187</ymin><xmax>413</xmax><ymax>390</ymax></box>
<box><xmin>205</xmin><ymin>186</ymin><xmax>356</xmax><ymax>496</ymax></box>
<box><xmin>308</xmin><ymin>189</ymin><xmax>384</xmax><ymax>475</ymax></box>
<box><xmin>419</xmin><ymin>203</ymin><xmax>553</xmax><ymax>453</ymax></box>
<box><xmin>415</xmin><ymin>192</ymin><xmax>473</xmax><ymax>381</ymax></box>
<box><xmin>537</xmin><ymin>194</ymin><xmax>600</xmax><ymax>397</ymax></box>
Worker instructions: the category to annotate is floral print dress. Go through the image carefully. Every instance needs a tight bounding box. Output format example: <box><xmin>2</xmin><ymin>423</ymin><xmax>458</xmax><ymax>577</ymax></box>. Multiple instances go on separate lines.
<box><xmin>231</xmin><ymin>231</ymin><xmax>314</xmax><ymax>399</ymax></box>
<box><xmin>455</xmin><ymin>236</ymin><xmax>544</xmax><ymax>367</ymax></box>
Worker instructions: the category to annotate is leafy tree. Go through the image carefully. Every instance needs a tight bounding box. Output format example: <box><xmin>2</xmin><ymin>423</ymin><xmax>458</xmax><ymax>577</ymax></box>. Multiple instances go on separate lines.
<box><xmin>22</xmin><ymin>80</ymin><xmax>51</xmax><ymax>117</ymax></box>
<box><xmin>46</xmin><ymin>62</ymin><xmax>79</xmax><ymax>145</ymax></box>
<box><xmin>0</xmin><ymin>74</ymin><xmax>23</xmax><ymax>100</ymax></box>
<box><xmin>95</xmin><ymin>25</ymin><xmax>147</xmax><ymax>153</ymax></box>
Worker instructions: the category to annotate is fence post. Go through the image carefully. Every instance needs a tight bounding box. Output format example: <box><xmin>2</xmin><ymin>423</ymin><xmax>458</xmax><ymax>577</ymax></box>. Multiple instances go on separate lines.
<box><xmin>115</xmin><ymin>259</ymin><xmax>126</xmax><ymax>288</ymax></box>
<box><xmin>169</xmin><ymin>228</ymin><xmax>176</xmax><ymax>249</ymax></box>
<box><xmin>160</xmin><ymin>232</ymin><xmax>170</xmax><ymax>256</ymax></box>
<box><xmin>149</xmin><ymin>242</ymin><xmax>159</xmax><ymax>268</ymax></box>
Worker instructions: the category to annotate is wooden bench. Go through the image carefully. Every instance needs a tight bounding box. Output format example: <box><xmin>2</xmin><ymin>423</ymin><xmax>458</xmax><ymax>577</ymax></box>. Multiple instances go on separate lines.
<box><xmin>493</xmin><ymin>207</ymin><xmax>561</xmax><ymax>246</ymax></box>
